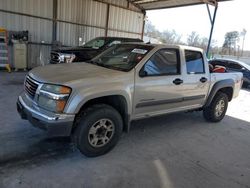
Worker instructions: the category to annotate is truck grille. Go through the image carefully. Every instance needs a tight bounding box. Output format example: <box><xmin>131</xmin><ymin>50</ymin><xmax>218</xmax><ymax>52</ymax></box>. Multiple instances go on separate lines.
<box><xmin>50</xmin><ymin>52</ymin><xmax>60</xmax><ymax>64</ymax></box>
<box><xmin>24</xmin><ymin>76</ymin><xmax>39</xmax><ymax>98</ymax></box>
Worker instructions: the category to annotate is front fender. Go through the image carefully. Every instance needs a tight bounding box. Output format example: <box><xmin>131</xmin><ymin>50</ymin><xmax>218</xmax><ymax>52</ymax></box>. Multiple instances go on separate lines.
<box><xmin>64</xmin><ymin>85</ymin><xmax>133</xmax><ymax>115</ymax></box>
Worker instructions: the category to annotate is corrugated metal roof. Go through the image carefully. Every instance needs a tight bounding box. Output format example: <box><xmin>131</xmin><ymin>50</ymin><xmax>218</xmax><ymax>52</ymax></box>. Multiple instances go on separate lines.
<box><xmin>129</xmin><ymin>0</ymin><xmax>232</xmax><ymax>10</ymax></box>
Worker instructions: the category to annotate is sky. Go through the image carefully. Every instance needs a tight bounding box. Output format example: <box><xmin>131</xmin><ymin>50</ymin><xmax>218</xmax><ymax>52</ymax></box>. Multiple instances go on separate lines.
<box><xmin>146</xmin><ymin>0</ymin><xmax>250</xmax><ymax>50</ymax></box>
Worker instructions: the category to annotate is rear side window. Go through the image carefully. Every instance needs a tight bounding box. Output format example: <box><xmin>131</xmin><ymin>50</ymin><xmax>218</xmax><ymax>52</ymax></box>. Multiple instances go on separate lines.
<box><xmin>185</xmin><ymin>50</ymin><xmax>205</xmax><ymax>74</ymax></box>
<box><xmin>143</xmin><ymin>49</ymin><xmax>180</xmax><ymax>76</ymax></box>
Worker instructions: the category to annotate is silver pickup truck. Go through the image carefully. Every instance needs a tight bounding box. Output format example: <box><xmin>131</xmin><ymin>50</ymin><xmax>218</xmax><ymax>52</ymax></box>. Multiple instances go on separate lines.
<box><xmin>17</xmin><ymin>43</ymin><xmax>243</xmax><ymax>157</ymax></box>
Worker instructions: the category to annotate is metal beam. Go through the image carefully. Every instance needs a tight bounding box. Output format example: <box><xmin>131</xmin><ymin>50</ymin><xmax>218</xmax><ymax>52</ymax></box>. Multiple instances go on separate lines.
<box><xmin>206</xmin><ymin>4</ymin><xmax>213</xmax><ymax>24</ymax></box>
<box><xmin>127</xmin><ymin>0</ymin><xmax>145</xmax><ymax>12</ymax></box>
<box><xmin>141</xmin><ymin>13</ymin><xmax>146</xmax><ymax>40</ymax></box>
<box><xmin>206</xmin><ymin>2</ymin><xmax>218</xmax><ymax>57</ymax></box>
<box><xmin>0</xmin><ymin>8</ymin><xmax>52</xmax><ymax>21</ymax></box>
<box><xmin>133</xmin><ymin>0</ymin><xmax>231</xmax><ymax>10</ymax></box>
<box><xmin>105</xmin><ymin>4</ymin><xmax>110</xmax><ymax>37</ymax></box>
<box><xmin>93</xmin><ymin>0</ymin><xmax>143</xmax><ymax>13</ymax></box>
<box><xmin>203</xmin><ymin>0</ymin><xmax>217</xmax><ymax>6</ymax></box>
<box><xmin>52</xmin><ymin>0</ymin><xmax>57</xmax><ymax>42</ymax></box>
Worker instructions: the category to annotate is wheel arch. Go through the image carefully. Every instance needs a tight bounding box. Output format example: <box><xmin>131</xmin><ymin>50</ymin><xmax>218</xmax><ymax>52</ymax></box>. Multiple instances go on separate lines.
<box><xmin>73</xmin><ymin>95</ymin><xmax>131</xmax><ymax>134</ymax></box>
<box><xmin>204</xmin><ymin>79</ymin><xmax>234</xmax><ymax>107</ymax></box>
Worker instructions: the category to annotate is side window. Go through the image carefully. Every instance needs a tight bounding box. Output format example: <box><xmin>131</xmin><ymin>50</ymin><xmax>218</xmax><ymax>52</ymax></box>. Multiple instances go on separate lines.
<box><xmin>108</xmin><ymin>40</ymin><xmax>121</xmax><ymax>47</ymax></box>
<box><xmin>143</xmin><ymin>49</ymin><xmax>180</xmax><ymax>76</ymax></box>
<box><xmin>185</xmin><ymin>50</ymin><xmax>205</xmax><ymax>74</ymax></box>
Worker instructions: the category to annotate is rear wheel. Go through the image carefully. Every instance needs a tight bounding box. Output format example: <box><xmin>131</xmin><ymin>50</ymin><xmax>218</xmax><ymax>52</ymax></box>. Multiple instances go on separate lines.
<box><xmin>203</xmin><ymin>92</ymin><xmax>228</xmax><ymax>122</ymax></box>
<box><xmin>74</xmin><ymin>104</ymin><xmax>123</xmax><ymax>157</ymax></box>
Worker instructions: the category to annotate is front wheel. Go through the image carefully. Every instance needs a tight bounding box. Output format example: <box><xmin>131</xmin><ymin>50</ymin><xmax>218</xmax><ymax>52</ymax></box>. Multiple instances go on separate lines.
<box><xmin>74</xmin><ymin>104</ymin><xmax>123</xmax><ymax>157</ymax></box>
<box><xmin>203</xmin><ymin>92</ymin><xmax>228</xmax><ymax>122</ymax></box>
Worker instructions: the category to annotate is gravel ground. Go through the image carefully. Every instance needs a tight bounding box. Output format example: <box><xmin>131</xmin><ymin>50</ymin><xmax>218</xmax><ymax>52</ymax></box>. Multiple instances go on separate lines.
<box><xmin>0</xmin><ymin>72</ymin><xmax>250</xmax><ymax>188</ymax></box>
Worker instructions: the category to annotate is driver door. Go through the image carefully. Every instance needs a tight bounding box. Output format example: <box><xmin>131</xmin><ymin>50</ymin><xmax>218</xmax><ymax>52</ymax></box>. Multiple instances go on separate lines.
<box><xmin>133</xmin><ymin>48</ymin><xmax>185</xmax><ymax>118</ymax></box>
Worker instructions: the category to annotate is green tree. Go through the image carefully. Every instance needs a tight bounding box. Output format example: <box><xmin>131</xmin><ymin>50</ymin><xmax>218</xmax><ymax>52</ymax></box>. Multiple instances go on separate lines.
<box><xmin>222</xmin><ymin>31</ymin><xmax>239</xmax><ymax>55</ymax></box>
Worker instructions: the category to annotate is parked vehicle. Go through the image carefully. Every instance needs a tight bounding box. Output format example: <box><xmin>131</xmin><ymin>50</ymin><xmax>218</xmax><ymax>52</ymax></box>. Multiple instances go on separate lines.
<box><xmin>209</xmin><ymin>58</ymin><xmax>250</xmax><ymax>87</ymax></box>
<box><xmin>50</xmin><ymin>37</ymin><xmax>143</xmax><ymax>64</ymax></box>
<box><xmin>17</xmin><ymin>43</ymin><xmax>243</xmax><ymax>157</ymax></box>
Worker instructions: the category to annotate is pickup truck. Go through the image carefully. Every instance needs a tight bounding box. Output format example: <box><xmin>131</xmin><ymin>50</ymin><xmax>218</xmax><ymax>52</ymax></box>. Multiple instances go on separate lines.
<box><xmin>17</xmin><ymin>43</ymin><xmax>243</xmax><ymax>157</ymax></box>
<box><xmin>50</xmin><ymin>36</ymin><xmax>143</xmax><ymax>64</ymax></box>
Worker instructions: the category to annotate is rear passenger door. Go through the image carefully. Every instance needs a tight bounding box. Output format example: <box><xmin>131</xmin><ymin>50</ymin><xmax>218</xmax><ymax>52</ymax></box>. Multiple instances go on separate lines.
<box><xmin>183</xmin><ymin>50</ymin><xmax>210</xmax><ymax>106</ymax></box>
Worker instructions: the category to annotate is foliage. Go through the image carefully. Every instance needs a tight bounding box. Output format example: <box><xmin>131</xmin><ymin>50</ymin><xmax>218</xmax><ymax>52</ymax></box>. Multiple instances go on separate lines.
<box><xmin>144</xmin><ymin>21</ymin><xmax>183</xmax><ymax>44</ymax></box>
<box><xmin>223</xmin><ymin>31</ymin><xmax>239</xmax><ymax>48</ymax></box>
<box><xmin>144</xmin><ymin>21</ymin><xmax>249</xmax><ymax>57</ymax></box>
<box><xmin>222</xmin><ymin>31</ymin><xmax>239</xmax><ymax>55</ymax></box>
<box><xmin>187</xmin><ymin>31</ymin><xmax>200</xmax><ymax>46</ymax></box>
<box><xmin>144</xmin><ymin>21</ymin><xmax>215</xmax><ymax>50</ymax></box>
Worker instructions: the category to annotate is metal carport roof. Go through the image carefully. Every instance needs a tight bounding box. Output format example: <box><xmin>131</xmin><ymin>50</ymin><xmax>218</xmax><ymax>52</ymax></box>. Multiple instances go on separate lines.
<box><xmin>129</xmin><ymin>0</ymin><xmax>232</xmax><ymax>56</ymax></box>
<box><xmin>130</xmin><ymin>0</ymin><xmax>231</xmax><ymax>10</ymax></box>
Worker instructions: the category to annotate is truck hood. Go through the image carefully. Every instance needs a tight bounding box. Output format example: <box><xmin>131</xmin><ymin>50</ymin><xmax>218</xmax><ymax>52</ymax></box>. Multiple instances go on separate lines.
<box><xmin>29</xmin><ymin>63</ymin><xmax>123</xmax><ymax>85</ymax></box>
<box><xmin>52</xmin><ymin>47</ymin><xmax>101</xmax><ymax>61</ymax></box>
<box><xmin>53</xmin><ymin>46</ymin><xmax>99</xmax><ymax>53</ymax></box>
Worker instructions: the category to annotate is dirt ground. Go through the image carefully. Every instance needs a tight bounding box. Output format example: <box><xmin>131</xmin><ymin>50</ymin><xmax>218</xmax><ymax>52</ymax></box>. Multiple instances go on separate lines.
<box><xmin>0</xmin><ymin>72</ymin><xmax>250</xmax><ymax>188</ymax></box>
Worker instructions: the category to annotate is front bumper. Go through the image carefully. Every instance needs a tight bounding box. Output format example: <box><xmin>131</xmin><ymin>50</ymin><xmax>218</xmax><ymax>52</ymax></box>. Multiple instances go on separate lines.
<box><xmin>17</xmin><ymin>93</ymin><xmax>75</xmax><ymax>137</ymax></box>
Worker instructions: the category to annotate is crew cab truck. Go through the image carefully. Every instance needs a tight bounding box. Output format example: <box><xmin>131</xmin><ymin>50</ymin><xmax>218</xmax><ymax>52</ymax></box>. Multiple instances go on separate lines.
<box><xmin>17</xmin><ymin>43</ymin><xmax>243</xmax><ymax>157</ymax></box>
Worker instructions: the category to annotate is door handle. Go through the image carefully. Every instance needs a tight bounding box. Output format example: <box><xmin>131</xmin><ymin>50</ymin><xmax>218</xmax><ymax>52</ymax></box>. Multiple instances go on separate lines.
<box><xmin>173</xmin><ymin>78</ymin><xmax>183</xmax><ymax>85</ymax></box>
<box><xmin>200</xmin><ymin>77</ymin><xmax>208</xmax><ymax>83</ymax></box>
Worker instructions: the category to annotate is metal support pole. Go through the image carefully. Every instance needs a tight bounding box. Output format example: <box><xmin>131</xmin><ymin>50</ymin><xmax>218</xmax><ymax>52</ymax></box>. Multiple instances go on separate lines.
<box><xmin>206</xmin><ymin>4</ymin><xmax>212</xmax><ymax>25</ymax></box>
<box><xmin>52</xmin><ymin>0</ymin><xmax>58</xmax><ymax>42</ymax></box>
<box><xmin>141</xmin><ymin>13</ymin><xmax>146</xmax><ymax>40</ymax></box>
<box><xmin>105</xmin><ymin>4</ymin><xmax>110</xmax><ymax>37</ymax></box>
<box><xmin>206</xmin><ymin>3</ymin><xmax>218</xmax><ymax>57</ymax></box>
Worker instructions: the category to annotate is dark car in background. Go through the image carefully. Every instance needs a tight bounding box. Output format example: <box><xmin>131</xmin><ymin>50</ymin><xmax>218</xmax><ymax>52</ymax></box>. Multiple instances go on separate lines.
<box><xmin>50</xmin><ymin>37</ymin><xmax>143</xmax><ymax>64</ymax></box>
<box><xmin>209</xmin><ymin>58</ymin><xmax>250</xmax><ymax>87</ymax></box>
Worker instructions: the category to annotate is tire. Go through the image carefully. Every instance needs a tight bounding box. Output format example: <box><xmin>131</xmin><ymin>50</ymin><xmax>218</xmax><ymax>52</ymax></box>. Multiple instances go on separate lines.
<box><xmin>203</xmin><ymin>92</ymin><xmax>228</xmax><ymax>122</ymax></box>
<box><xmin>74</xmin><ymin>104</ymin><xmax>123</xmax><ymax>157</ymax></box>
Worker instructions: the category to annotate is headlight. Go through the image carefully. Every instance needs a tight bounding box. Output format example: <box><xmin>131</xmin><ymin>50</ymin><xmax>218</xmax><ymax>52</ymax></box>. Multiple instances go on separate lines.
<box><xmin>59</xmin><ymin>54</ymin><xmax>76</xmax><ymax>63</ymax></box>
<box><xmin>38</xmin><ymin>84</ymin><xmax>71</xmax><ymax>113</ymax></box>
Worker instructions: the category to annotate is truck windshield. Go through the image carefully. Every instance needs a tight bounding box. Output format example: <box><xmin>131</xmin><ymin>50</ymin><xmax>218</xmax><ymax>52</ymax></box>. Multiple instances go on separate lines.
<box><xmin>90</xmin><ymin>44</ymin><xmax>153</xmax><ymax>71</ymax></box>
<box><xmin>83</xmin><ymin>38</ymin><xmax>105</xmax><ymax>49</ymax></box>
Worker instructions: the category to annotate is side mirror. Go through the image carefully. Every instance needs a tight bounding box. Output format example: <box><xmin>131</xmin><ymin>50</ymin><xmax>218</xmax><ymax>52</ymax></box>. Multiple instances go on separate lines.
<box><xmin>139</xmin><ymin>69</ymin><xmax>148</xmax><ymax>77</ymax></box>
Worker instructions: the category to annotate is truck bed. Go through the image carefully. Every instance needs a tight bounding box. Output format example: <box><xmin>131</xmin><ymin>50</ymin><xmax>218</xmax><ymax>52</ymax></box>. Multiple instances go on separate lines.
<box><xmin>210</xmin><ymin>72</ymin><xmax>243</xmax><ymax>99</ymax></box>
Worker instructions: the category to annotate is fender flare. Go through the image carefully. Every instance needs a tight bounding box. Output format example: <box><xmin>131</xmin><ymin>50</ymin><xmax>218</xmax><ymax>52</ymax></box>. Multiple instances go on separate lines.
<box><xmin>204</xmin><ymin>79</ymin><xmax>234</xmax><ymax>107</ymax></box>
